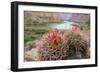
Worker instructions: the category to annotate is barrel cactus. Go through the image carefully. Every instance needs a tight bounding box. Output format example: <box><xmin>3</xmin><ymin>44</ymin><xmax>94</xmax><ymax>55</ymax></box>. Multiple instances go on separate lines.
<box><xmin>63</xmin><ymin>31</ymin><xmax>90</xmax><ymax>59</ymax></box>
<box><xmin>36</xmin><ymin>30</ymin><xmax>69</xmax><ymax>61</ymax></box>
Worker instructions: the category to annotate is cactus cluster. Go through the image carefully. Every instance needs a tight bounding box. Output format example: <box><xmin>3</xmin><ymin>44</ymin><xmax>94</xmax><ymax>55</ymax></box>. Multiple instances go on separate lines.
<box><xmin>25</xmin><ymin>29</ymin><xmax>90</xmax><ymax>61</ymax></box>
<box><xmin>34</xmin><ymin>30</ymin><xmax>89</xmax><ymax>61</ymax></box>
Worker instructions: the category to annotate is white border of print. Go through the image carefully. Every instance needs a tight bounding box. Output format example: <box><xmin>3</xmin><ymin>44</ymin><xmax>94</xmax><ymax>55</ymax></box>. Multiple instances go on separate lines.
<box><xmin>18</xmin><ymin>5</ymin><xmax>95</xmax><ymax>68</ymax></box>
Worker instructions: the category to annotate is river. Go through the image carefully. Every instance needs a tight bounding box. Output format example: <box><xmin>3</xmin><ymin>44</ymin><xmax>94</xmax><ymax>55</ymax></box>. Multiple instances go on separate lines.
<box><xmin>49</xmin><ymin>21</ymin><xmax>76</xmax><ymax>30</ymax></box>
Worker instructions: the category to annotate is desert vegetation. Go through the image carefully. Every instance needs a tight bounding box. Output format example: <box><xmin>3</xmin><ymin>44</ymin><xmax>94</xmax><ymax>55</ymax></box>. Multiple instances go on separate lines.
<box><xmin>24</xmin><ymin>11</ymin><xmax>90</xmax><ymax>61</ymax></box>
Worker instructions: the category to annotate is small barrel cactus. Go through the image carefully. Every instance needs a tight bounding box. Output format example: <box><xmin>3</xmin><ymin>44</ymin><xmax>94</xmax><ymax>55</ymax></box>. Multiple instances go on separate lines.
<box><xmin>63</xmin><ymin>31</ymin><xmax>90</xmax><ymax>59</ymax></box>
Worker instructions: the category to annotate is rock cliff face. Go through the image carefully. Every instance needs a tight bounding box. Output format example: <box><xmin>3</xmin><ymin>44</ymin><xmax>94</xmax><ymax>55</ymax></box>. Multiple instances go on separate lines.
<box><xmin>24</xmin><ymin>11</ymin><xmax>90</xmax><ymax>26</ymax></box>
<box><xmin>71</xmin><ymin>13</ymin><xmax>90</xmax><ymax>24</ymax></box>
<box><xmin>24</xmin><ymin>11</ymin><xmax>63</xmax><ymax>26</ymax></box>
